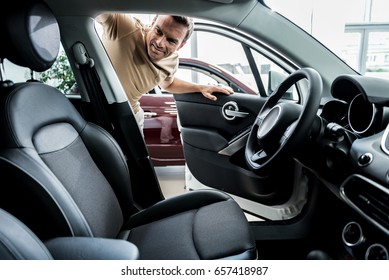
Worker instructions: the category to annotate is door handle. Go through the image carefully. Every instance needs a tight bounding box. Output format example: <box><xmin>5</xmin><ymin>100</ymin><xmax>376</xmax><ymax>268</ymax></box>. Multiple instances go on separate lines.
<box><xmin>144</xmin><ymin>112</ymin><xmax>157</xmax><ymax>118</ymax></box>
<box><xmin>224</xmin><ymin>109</ymin><xmax>249</xmax><ymax>118</ymax></box>
<box><xmin>222</xmin><ymin>101</ymin><xmax>248</xmax><ymax>120</ymax></box>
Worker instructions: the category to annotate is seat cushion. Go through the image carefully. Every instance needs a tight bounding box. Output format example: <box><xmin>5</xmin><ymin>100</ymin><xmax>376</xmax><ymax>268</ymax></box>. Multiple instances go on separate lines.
<box><xmin>45</xmin><ymin>237</ymin><xmax>139</xmax><ymax>260</ymax></box>
<box><xmin>122</xmin><ymin>190</ymin><xmax>256</xmax><ymax>260</ymax></box>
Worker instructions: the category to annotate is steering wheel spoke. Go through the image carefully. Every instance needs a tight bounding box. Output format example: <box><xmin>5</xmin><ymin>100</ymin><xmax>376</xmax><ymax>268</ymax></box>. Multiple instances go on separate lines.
<box><xmin>280</xmin><ymin>120</ymin><xmax>298</xmax><ymax>146</ymax></box>
<box><xmin>251</xmin><ymin>149</ymin><xmax>268</xmax><ymax>164</ymax></box>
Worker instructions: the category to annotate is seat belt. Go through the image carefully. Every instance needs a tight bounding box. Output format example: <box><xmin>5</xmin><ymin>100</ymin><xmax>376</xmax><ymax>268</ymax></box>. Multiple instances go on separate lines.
<box><xmin>72</xmin><ymin>42</ymin><xmax>113</xmax><ymax>133</ymax></box>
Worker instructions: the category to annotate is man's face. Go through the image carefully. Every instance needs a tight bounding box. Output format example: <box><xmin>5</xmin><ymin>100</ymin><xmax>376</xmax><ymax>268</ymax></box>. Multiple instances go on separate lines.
<box><xmin>146</xmin><ymin>15</ymin><xmax>188</xmax><ymax>61</ymax></box>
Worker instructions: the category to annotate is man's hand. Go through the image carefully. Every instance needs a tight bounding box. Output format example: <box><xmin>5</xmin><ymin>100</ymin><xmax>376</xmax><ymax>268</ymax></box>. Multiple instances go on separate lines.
<box><xmin>199</xmin><ymin>84</ymin><xmax>233</xmax><ymax>101</ymax></box>
<box><xmin>161</xmin><ymin>77</ymin><xmax>233</xmax><ymax>100</ymax></box>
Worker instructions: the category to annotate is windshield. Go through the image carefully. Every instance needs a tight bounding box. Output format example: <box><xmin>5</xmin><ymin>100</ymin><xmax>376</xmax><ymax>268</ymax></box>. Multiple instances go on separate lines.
<box><xmin>265</xmin><ymin>0</ymin><xmax>389</xmax><ymax>80</ymax></box>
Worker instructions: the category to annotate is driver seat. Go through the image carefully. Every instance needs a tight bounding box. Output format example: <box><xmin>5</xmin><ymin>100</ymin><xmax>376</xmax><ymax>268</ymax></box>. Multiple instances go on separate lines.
<box><xmin>0</xmin><ymin>1</ymin><xmax>256</xmax><ymax>260</ymax></box>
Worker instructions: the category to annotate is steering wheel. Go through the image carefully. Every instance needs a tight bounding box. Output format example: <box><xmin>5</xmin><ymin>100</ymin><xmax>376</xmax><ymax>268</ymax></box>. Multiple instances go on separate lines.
<box><xmin>245</xmin><ymin>67</ymin><xmax>322</xmax><ymax>176</ymax></box>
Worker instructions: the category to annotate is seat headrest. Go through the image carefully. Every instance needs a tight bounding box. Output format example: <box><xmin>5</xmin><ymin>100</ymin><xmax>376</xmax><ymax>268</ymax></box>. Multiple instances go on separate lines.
<box><xmin>0</xmin><ymin>1</ymin><xmax>60</xmax><ymax>72</ymax></box>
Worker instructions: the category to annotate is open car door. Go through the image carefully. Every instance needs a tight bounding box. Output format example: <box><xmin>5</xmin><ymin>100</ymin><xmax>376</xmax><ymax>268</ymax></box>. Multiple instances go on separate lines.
<box><xmin>174</xmin><ymin>92</ymin><xmax>301</xmax><ymax>220</ymax></box>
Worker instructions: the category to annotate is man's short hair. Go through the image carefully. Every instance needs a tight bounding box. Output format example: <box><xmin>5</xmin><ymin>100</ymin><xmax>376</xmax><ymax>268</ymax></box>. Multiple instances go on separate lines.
<box><xmin>171</xmin><ymin>16</ymin><xmax>194</xmax><ymax>42</ymax></box>
<box><xmin>154</xmin><ymin>15</ymin><xmax>194</xmax><ymax>43</ymax></box>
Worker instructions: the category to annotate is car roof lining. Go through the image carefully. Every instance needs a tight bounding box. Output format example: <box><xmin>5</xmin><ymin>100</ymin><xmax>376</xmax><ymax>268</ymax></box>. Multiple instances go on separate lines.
<box><xmin>44</xmin><ymin>0</ymin><xmax>258</xmax><ymax>28</ymax></box>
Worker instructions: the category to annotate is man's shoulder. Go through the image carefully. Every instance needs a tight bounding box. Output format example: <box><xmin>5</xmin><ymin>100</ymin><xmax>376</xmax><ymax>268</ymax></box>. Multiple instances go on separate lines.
<box><xmin>99</xmin><ymin>13</ymin><xmax>149</xmax><ymax>40</ymax></box>
<box><xmin>98</xmin><ymin>13</ymin><xmax>147</xmax><ymax>29</ymax></box>
<box><xmin>132</xmin><ymin>17</ymin><xmax>151</xmax><ymax>35</ymax></box>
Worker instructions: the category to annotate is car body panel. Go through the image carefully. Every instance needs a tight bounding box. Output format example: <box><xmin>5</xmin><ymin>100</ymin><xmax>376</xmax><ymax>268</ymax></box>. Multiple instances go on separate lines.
<box><xmin>140</xmin><ymin>93</ymin><xmax>184</xmax><ymax>166</ymax></box>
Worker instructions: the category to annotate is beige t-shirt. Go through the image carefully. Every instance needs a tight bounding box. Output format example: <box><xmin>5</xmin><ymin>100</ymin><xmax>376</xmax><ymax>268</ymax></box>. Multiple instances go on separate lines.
<box><xmin>98</xmin><ymin>14</ymin><xmax>179</xmax><ymax>113</ymax></box>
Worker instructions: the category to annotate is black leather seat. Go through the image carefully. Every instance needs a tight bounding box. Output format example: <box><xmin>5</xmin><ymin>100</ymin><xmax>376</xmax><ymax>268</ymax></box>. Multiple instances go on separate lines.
<box><xmin>0</xmin><ymin>208</ymin><xmax>139</xmax><ymax>260</ymax></box>
<box><xmin>0</xmin><ymin>208</ymin><xmax>54</xmax><ymax>260</ymax></box>
<box><xmin>0</xmin><ymin>1</ymin><xmax>256</xmax><ymax>260</ymax></box>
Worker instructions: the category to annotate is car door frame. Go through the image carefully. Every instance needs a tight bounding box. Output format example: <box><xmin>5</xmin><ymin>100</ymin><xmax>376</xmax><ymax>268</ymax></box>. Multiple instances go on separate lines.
<box><xmin>175</xmin><ymin>21</ymin><xmax>309</xmax><ymax>220</ymax></box>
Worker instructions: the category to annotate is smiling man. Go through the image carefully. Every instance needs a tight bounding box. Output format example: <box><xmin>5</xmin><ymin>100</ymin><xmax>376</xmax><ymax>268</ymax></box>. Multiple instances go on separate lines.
<box><xmin>96</xmin><ymin>13</ymin><xmax>232</xmax><ymax>132</ymax></box>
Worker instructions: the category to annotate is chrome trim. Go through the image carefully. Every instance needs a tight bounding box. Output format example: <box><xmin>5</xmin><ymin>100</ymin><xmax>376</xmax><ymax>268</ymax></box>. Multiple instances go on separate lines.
<box><xmin>380</xmin><ymin>123</ymin><xmax>389</xmax><ymax>155</ymax></box>
<box><xmin>365</xmin><ymin>243</ymin><xmax>389</xmax><ymax>260</ymax></box>
<box><xmin>222</xmin><ymin>101</ymin><xmax>239</xmax><ymax>120</ymax></box>
<box><xmin>357</xmin><ymin>152</ymin><xmax>373</xmax><ymax>166</ymax></box>
<box><xmin>225</xmin><ymin>109</ymin><xmax>249</xmax><ymax>118</ymax></box>
<box><xmin>342</xmin><ymin>221</ymin><xmax>365</xmax><ymax>247</ymax></box>
<box><xmin>218</xmin><ymin>128</ymin><xmax>251</xmax><ymax>156</ymax></box>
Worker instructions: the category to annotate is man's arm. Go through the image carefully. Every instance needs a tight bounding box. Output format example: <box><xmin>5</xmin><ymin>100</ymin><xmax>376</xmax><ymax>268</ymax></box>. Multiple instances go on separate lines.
<box><xmin>160</xmin><ymin>77</ymin><xmax>233</xmax><ymax>101</ymax></box>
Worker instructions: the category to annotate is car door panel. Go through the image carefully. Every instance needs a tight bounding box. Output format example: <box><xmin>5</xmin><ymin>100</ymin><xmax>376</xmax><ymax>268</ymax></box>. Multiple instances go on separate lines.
<box><xmin>175</xmin><ymin>92</ymin><xmax>296</xmax><ymax>205</ymax></box>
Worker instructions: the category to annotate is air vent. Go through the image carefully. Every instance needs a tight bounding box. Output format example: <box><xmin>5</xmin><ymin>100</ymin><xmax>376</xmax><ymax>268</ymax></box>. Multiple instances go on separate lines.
<box><xmin>340</xmin><ymin>175</ymin><xmax>389</xmax><ymax>234</ymax></box>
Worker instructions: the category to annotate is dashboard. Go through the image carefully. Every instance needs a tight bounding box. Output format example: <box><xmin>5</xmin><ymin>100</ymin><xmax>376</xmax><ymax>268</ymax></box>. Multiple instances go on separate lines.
<box><xmin>317</xmin><ymin>74</ymin><xmax>389</xmax><ymax>259</ymax></box>
<box><xmin>324</xmin><ymin>75</ymin><xmax>389</xmax><ymax>137</ymax></box>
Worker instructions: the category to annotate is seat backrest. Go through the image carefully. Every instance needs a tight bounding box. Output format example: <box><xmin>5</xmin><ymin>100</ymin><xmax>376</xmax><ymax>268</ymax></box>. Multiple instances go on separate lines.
<box><xmin>0</xmin><ymin>1</ymin><xmax>134</xmax><ymax>241</ymax></box>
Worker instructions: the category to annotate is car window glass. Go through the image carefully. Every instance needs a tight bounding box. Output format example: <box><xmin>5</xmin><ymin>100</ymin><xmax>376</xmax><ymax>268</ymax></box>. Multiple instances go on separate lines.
<box><xmin>266</xmin><ymin>0</ymin><xmax>389</xmax><ymax>80</ymax></box>
<box><xmin>178</xmin><ymin>29</ymin><xmax>298</xmax><ymax>100</ymax></box>
<box><xmin>148</xmin><ymin>67</ymin><xmax>228</xmax><ymax>95</ymax></box>
<box><xmin>2</xmin><ymin>46</ymin><xmax>78</xmax><ymax>95</ymax></box>
<box><xmin>180</xmin><ymin>31</ymin><xmax>259</xmax><ymax>94</ymax></box>
<box><xmin>250</xmin><ymin>48</ymin><xmax>298</xmax><ymax>100</ymax></box>
<box><xmin>174</xmin><ymin>67</ymin><xmax>227</xmax><ymax>87</ymax></box>
<box><xmin>3</xmin><ymin>59</ymin><xmax>31</xmax><ymax>83</ymax></box>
